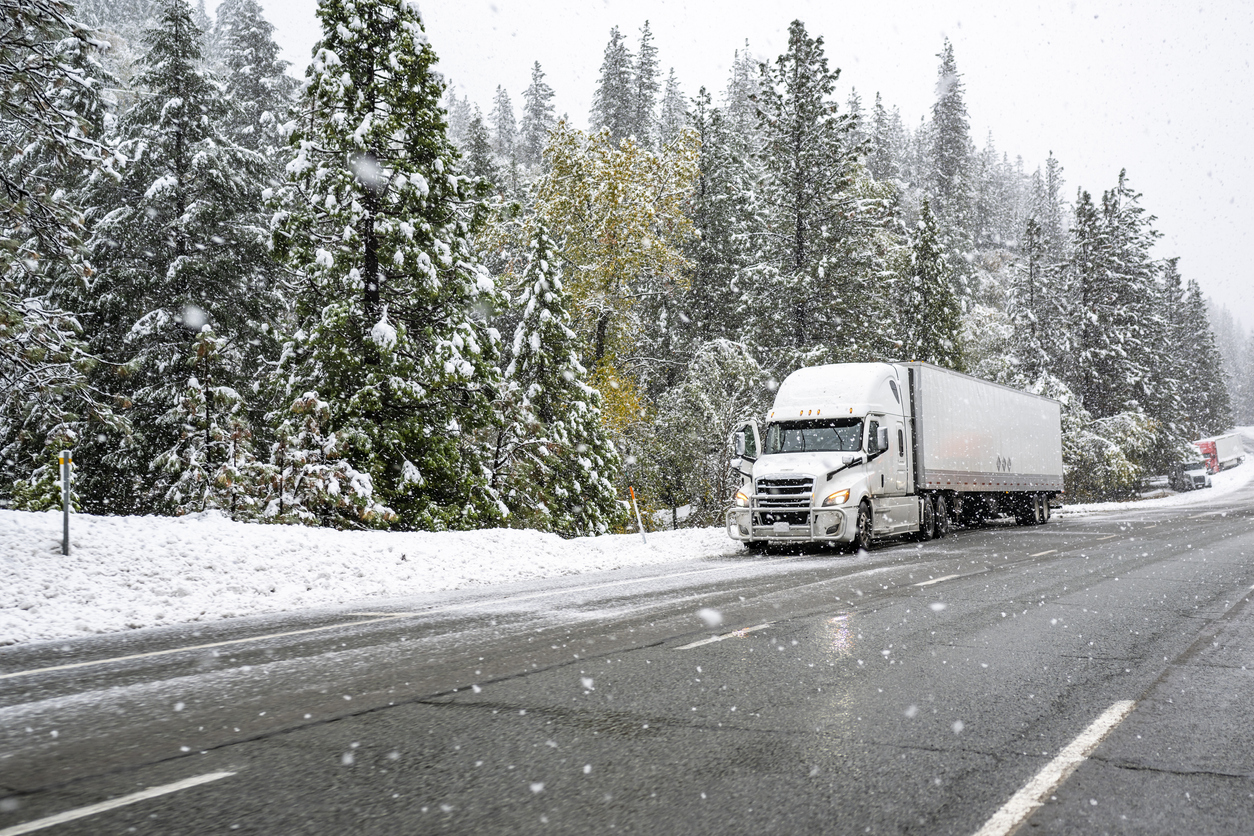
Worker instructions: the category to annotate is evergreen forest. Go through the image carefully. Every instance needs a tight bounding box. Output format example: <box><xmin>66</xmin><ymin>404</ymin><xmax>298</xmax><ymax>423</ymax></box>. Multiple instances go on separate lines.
<box><xmin>4</xmin><ymin>0</ymin><xmax>1251</xmax><ymax>534</ymax></box>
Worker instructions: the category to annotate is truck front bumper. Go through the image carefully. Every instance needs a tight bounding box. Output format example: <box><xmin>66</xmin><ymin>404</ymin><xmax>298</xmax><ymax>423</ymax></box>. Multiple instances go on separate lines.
<box><xmin>726</xmin><ymin>507</ymin><xmax>849</xmax><ymax>543</ymax></box>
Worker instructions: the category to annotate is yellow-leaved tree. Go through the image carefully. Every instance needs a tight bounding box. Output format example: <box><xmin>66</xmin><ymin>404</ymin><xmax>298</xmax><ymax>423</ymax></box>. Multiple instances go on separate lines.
<box><xmin>535</xmin><ymin>122</ymin><xmax>698</xmax><ymax>404</ymax></box>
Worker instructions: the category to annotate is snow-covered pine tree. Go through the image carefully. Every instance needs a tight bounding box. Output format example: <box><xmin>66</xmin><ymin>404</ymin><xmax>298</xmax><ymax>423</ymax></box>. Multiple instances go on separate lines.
<box><xmin>0</xmin><ymin>0</ymin><xmax>121</xmax><ymax>509</ymax></box>
<box><xmin>518</xmin><ymin>62</ymin><xmax>556</xmax><ymax>169</ymax></box>
<box><xmin>150</xmin><ymin>327</ymin><xmax>269</xmax><ymax>518</ymax></box>
<box><xmin>631</xmin><ymin>20</ymin><xmax>659</xmax><ymax>146</ymax></box>
<box><xmin>678</xmin><ymin>88</ymin><xmax>757</xmax><ymax>356</ymax></box>
<box><xmin>496</xmin><ymin>224</ymin><xmax>625</xmax><ymax>536</ymax></box>
<box><xmin>270</xmin><ymin>0</ymin><xmax>505</xmax><ymax>531</ymax></box>
<box><xmin>1069</xmin><ymin>172</ymin><xmax>1160</xmax><ymax>420</ymax></box>
<box><xmin>265</xmin><ymin>391</ymin><xmax>394</xmax><ymax>526</ymax></box>
<box><xmin>590</xmin><ymin>26</ymin><xmax>634</xmax><ymax>145</ymax></box>
<box><xmin>867</xmin><ymin>92</ymin><xmax>901</xmax><ymax>183</ymax></box>
<box><xmin>743</xmin><ymin>20</ymin><xmax>876</xmax><ymax>371</ymax></box>
<box><xmin>463</xmin><ymin>109</ymin><xmax>499</xmax><ymax>187</ymax></box>
<box><xmin>658</xmin><ymin>69</ymin><xmax>687</xmax><ymax>146</ymax></box>
<box><xmin>213</xmin><ymin>0</ymin><xmax>298</xmax><ymax>156</ymax></box>
<box><xmin>443</xmin><ymin>88</ymin><xmax>474</xmax><ymax>149</ymax></box>
<box><xmin>488</xmin><ymin>85</ymin><xmax>517</xmax><ymax>162</ymax></box>
<box><xmin>76</xmin><ymin>0</ymin><xmax>271</xmax><ymax>514</ymax></box>
<box><xmin>901</xmin><ymin>198</ymin><xmax>963</xmax><ymax>369</ymax></box>
<box><xmin>722</xmin><ymin>42</ymin><xmax>762</xmax><ymax>149</ymax></box>
<box><xmin>1179</xmin><ymin>275</ymin><xmax>1233</xmax><ymax>435</ymax></box>
<box><xmin>929</xmin><ymin>39</ymin><xmax>974</xmax><ymax>245</ymax></box>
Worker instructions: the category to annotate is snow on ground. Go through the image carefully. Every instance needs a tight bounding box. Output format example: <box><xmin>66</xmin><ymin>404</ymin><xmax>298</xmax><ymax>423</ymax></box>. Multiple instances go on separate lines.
<box><xmin>3</xmin><ymin>451</ymin><xmax>1252</xmax><ymax>647</ymax></box>
<box><xmin>0</xmin><ymin>513</ymin><xmax>732</xmax><ymax>647</ymax></box>
<box><xmin>1056</xmin><ymin>455</ymin><xmax>1254</xmax><ymax>516</ymax></box>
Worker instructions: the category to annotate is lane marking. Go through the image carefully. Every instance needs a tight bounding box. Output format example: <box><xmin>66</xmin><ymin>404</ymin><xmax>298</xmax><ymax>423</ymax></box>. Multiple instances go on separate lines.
<box><xmin>0</xmin><ymin>620</ymin><xmax>402</xmax><ymax>681</ymax></box>
<box><xmin>1029</xmin><ymin>550</ymin><xmax>1057</xmax><ymax>558</ymax></box>
<box><xmin>2</xmin><ymin>560</ymin><xmax>800</xmax><ymax>682</ymax></box>
<box><xmin>1095</xmin><ymin>535</ymin><xmax>1118</xmax><ymax>541</ymax></box>
<box><xmin>1189</xmin><ymin>511</ymin><xmax>1223</xmax><ymax>519</ymax></box>
<box><xmin>0</xmin><ymin>772</ymin><xmax>235</xmax><ymax>836</ymax></box>
<box><xmin>971</xmin><ymin>700</ymin><xmax>1136</xmax><ymax>836</ymax></box>
<box><xmin>676</xmin><ymin>623</ymin><xmax>772</xmax><ymax>650</ymax></box>
<box><xmin>914</xmin><ymin>574</ymin><xmax>960</xmax><ymax>587</ymax></box>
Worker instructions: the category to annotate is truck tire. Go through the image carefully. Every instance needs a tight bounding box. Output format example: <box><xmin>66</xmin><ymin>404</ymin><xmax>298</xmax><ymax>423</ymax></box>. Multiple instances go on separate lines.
<box><xmin>918</xmin><ymin>495</ymin><xmax>936</xmax><ymax>541</ymax></box>
<box><xmin>854</xmin><ymin>502</ymin><xmax>873</xmax><ymax>552</ymax></box>
<box><xmin>934</xmin><ymin>494</ymin><xmax>950</xmax><ymax>538</ymax></box>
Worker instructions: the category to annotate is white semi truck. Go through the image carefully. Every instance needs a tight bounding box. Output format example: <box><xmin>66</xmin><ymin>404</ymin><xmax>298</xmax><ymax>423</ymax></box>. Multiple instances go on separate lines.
<box><xmin>726</xmin><ymin>362</ymin><xmax>1064</xmax><ymax>549</ymax></box>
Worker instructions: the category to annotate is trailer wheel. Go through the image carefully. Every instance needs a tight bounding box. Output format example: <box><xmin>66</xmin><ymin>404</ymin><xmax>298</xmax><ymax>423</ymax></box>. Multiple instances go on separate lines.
<box><xmin>918</xmin><ymin>496</ymin><xmax>936</xmax><ymax>541</ymax></box>
<box><xmin>1042</xmin><ymin>497</ymin><xmax>1051</xmax><ymax>522</ymax></box>
<box><xmin>854</xmin><ymin>502</ymin><xmax>873</xmax><ymax>552</ymax></box>
<box><xmin>934</xmin><ymin>494</ymin><xmax>950</xmax><ymax>538</ymax></box>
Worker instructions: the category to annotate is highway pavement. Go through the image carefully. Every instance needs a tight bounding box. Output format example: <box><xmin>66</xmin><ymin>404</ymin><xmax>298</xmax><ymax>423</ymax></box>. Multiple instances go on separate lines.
<box><xmin>3</xmin><ymin>482</ymin><xmax>1254</xmax><ymax>834</ymax></box>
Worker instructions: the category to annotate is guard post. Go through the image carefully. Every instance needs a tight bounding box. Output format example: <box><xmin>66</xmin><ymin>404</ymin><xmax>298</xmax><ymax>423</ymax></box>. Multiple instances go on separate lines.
<box><xmin>60</xmin><ymin>449</ymin><xmax>72</xmax><ymax>555</ymax></box>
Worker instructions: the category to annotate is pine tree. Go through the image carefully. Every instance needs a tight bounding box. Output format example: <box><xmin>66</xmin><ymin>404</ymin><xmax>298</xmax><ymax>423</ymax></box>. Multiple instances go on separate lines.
<box><xmin>930</xmin><ymin>39</ymin><xmax>974</xmax><ymax>240</ymax></box>
<box><xmin>270</xmin><ymin>0</ymin><xmax>505</xmax><ymax>530</ymax></box>
<box><xmin>213</xmin><ymin>0</ymin><xmax>297</xmax><ymax>155</ymax></box>
<box><xmin>150</xmin><ymin>327</ymin><xmax>269</xmax><ymax>517</ymax></box>
<box><xmin>902</xmin><ymin>198</ymin><xmax>963</xmax><ymax>368</ymax></box>
<box><xmin>443</xmin><ymin>87</ymin><xmax>473</xmax><ymax>149</ymax></box>
<box><xmin>488</xmin><ymin>85</ymin><xmax>517</xmax><ymax>161</ymax></box>
<box><xmin>744</xmin><ymin>20</ymin><xmax>875</xmax><ymax>368</ymax></box>
<box><xmin>77</xmin><ymin>0</ymin><xmax>271</xmax><ymax>514</ymax></box>
<box><xmin>1069</xmin><ymin>172</ymin><xmax>1160</xmax><ymax>420</ymax></box>
<box><xmin>0</xmin><ymin>0</ymin><xmax>121</xmax><ymax>507</ymax></box>
<box><xmin>658</xmin><ymin>69</ymin><xmax>687</xmax><ymax>146</ymax></box>
<box><xmin>867</xmin><ymin>92</ymin><xmax>900</xmax><ymax>182</ymax></box>
<box><xmin>1179</xmin><ymin>276</ymin><xmax>1233</xmax><ymax>435</ymax></box>
<box><xmin>463</xmin><ymin>109</ymin><xmax>498</xmax><ymax>186</ymax></box>
<box><xmin>495</xmin><ymin>224</ymin><xmax>625</xmax><ymax>536</ymax></box>
<box><xmin>590</xmin><ymin>26</ymin><xmax>634</xmax><ymax>144</ymax></box>
<box><xmin>518</xmin><ymin>61</ymin><xmax>555</xmax><ymax>168</ymax></box>
<box><xmin>631</xmin><ymin>20</ymin><xmax>659</xmax><ymax>145</ymax></box>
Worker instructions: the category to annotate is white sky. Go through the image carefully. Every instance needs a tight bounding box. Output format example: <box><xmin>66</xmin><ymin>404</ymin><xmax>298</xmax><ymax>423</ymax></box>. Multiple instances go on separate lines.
<box><xmin>214</xmin><ymin>0</ymin><xmax>1254</xmax><ymax>331</ymax></box>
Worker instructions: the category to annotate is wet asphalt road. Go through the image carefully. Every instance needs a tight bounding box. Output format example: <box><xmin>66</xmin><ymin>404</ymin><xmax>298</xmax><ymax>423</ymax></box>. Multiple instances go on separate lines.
<box><xmin>3</xmin><ymin>484</ymin><xmax>1254</xmax><ymax>834</ymax></box>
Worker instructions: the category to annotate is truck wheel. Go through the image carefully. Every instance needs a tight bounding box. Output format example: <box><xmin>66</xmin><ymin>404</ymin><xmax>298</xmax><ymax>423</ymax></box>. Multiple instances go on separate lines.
<box><xmin>934</xmin><ymin>494</ymin><xmax>949</xmax><ymax>538</ymax></box>
<box><xmin>854</xmin><ymin>502</ymin><xmax>873</xmax><ymax>552</ymax></box>
<box><xmin>918</xmin><ymin>496</ymin><xmax>936</xmax><ymax>541</ymax></box>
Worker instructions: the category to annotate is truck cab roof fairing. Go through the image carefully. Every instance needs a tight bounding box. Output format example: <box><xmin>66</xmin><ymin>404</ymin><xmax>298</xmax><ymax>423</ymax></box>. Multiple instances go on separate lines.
<box><xmin>770</xmin><ymin>363</ymin><xmax>903</xmax><ymax>420</ymax></box>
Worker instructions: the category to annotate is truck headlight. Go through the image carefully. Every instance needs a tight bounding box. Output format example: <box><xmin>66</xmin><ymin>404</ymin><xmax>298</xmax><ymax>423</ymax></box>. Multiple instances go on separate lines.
<box><xmin>734</xmin><ymin>490</ymin><xmax>750</xmax><ymax>507</ymax></box>
<box><xmin>822</xmin><ymin>489</ymin><xmax>850</xmax><ymax>507</ymax></box>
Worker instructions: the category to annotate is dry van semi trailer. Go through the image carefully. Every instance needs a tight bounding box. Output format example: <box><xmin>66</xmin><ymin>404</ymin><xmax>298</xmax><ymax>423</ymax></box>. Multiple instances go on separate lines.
<box><xmin>1194</xmin><ymin>433</ymin><xmax>1245</xmax><ymax>474</ymax></box>
<box><xmin>726</xmin><ymin>362</ymin><xmax>1064</xmax><ymax>549</ymax></box>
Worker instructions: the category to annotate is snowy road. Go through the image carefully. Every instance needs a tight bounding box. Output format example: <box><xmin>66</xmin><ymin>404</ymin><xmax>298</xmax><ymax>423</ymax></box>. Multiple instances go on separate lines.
<box><xmin>5</xmin><ymin>482</ymin><xmax>1254</xmax><ymax>833</ymax></box>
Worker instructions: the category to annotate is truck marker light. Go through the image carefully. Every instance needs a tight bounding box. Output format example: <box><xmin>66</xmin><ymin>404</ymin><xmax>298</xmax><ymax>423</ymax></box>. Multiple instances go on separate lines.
<box><xmin>734</xmin><ymin>491</ymin><xmax>750</xmax><ymax>507</ymax></box>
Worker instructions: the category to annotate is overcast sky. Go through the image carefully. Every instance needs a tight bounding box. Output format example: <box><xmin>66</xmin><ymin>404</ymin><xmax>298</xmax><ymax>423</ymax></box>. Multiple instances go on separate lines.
<box><xmin>214</xmin><ymin>0</ymin><xmax>1254</xmax><ymax>331</ymax></box>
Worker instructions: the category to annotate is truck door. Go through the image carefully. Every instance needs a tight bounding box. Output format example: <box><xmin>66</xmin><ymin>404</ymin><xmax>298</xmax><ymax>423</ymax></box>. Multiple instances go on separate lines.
<box><xmin>866</xmin><ymin>415</ymin><xmax>891</xmax><ymax>496</ymax></box>
<box><xmin>730</xmin><ymin>420</ymin><xmax>761</xmax><ymax>478</ymax></box>
<box><xmin>893</xmin><ymin>420</ymin><xmax>908</xmax><ymax>493</ymax></box>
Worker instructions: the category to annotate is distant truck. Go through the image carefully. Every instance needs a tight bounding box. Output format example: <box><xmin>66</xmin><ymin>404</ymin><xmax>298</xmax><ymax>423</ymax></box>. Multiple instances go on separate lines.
<box><xmin>726</xmin><ymin>362</ymin><xmax>1064</xmax><ymax>550</ymax></box>
<box><xmin>1167</xmin><ymin>447</ymin><xmax>1211</xmax><ymax>492</ymax></box>
<box><xmin>1194</xmin><ymin>433</ymin><xmax>1245</xmax><ymax>474</ymax></box>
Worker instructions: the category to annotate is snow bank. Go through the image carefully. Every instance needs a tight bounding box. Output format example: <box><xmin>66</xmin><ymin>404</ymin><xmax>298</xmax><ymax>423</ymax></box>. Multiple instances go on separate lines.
<box><xmin>1057</xmin><ymin>455</ymin><xmax>1254</xmax><ymax>516</ymax></box>
<box><xmin>0</xmin><ymin>512</ymin><xmax>732</xmax><ymax>646</ymax></box>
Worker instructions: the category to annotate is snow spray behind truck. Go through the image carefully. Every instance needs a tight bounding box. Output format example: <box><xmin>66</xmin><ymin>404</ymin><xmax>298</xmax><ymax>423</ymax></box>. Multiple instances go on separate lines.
<box><xmin>726</xmin><ymin>362</ymin><xmax>1064</xmax><ymax>549</ymax></box>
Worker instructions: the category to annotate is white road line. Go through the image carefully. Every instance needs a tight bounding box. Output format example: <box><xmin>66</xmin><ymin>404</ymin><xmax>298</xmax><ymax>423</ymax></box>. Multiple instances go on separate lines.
<box><xmin>1095</xmin><ymin>535</ymin><xmax>1118</xmax><ymax>541</ymax></box>
<box><xmin>1029</xmin><ymin>550</ymin><xmax>1057</xmax><ymax>558</ymax></box>
<box><xmin>1</xmin><ymin>560</ymin><xmax>797</xmax><ymax>682</ymax></box>
<box><xmin>1189</xmin><ymin>511</ymin><xmax>1222</xmax><ymax>519</ymax></box>
<box><xmin>0</xmin><ymin>772</ymin><xmax>235</xmax><ymax>836</ymax></box>
<box><xmin>914</xmin><ymin>574</ymin><xmax>960</xmax><ymax>587</ymax></box>
<box><xmin>675</xmin><ymin>623</ymin><xmax>773</xmax><ymax>650</ymax></box>
<box><xmin>971</xmin><ymin>700</ymin><xmax>1136</xmax><ymax>836</ymax></box>
<box><xmin>0</xmin><ymin>619</ymin><xmax>401</xmax><ymax>681</ymax></box>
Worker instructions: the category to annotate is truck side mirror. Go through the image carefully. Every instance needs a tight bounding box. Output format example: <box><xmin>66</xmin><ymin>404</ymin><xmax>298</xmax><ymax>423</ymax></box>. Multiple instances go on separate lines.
<box><xmin>733</xmin><ymin>431</ymin><xmax>746</xmax><ymax>457</ymax></box>
<box><xmin>877</xmin><ymin>426</ymin><xmax>889</xmax><ymax>453</ymax></box>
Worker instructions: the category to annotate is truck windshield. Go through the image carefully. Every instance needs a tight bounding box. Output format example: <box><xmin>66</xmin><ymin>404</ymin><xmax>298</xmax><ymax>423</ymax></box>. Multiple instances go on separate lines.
<box><xmin>763</xmin><ymin>419</ymin><xmax>863</xmax><ymax>454</ymax></box>
<box><xmin>1184</xmin><ymin>462</ymin><xmax>1207</xmax><ymax>472</ymax></box>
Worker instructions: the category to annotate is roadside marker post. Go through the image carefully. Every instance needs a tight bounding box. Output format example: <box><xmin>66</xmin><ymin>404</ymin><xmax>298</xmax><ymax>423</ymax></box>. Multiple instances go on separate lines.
<box><xmin>60</xmin><ymin>449</ymin><xmax>72</xmax><ymax>556</ymax></box>
<box><xmin>629</xmin><ymin>486</ymin><xmax>647</xmax><ymax>545</ymax></box>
